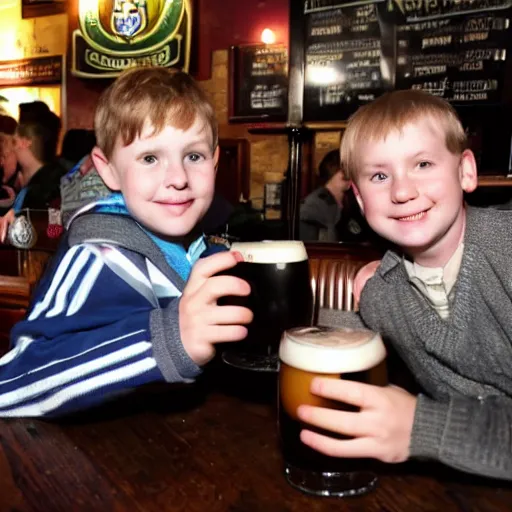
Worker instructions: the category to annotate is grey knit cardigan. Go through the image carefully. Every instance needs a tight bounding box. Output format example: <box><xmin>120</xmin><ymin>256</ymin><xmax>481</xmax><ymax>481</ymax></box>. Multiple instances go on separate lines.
<box><xmin>319</xmin><ymin>206</ymin><xmax>512</xmax><ymax>480</ymax></box>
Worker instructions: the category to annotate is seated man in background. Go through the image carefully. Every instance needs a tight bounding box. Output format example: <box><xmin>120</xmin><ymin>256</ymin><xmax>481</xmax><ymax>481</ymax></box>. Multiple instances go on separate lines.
<box><xmin>300</xmin><ymin>150</ymin><xmax>349</xmax><ymax>242</ymax></box>
<box><xmin>299</xmin><ymin>149</ymin><xmax>373</xmax><ymax>243</ymax></box>
<box><xmin>0</xmin><ymin>107</ymin><xmax>66</xmax><ymax>242</ymax></box>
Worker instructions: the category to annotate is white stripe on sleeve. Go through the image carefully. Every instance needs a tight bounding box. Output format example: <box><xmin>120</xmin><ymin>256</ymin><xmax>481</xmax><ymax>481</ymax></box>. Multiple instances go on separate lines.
<box><xmin>146</xmin><ymin>260</ymin><xmax>181</xmax><ymax>298</ymax></box>
<box><xmin>46</xmin><ymin>248</ymin><xmax>93</xmax><ymax>318</ymax></box>
<box><xmin>0</xmin><ymin>329</ymin><xmax>146</xmax><ymax>386</ymax></box>
<box><xmin>0</xmin><ymin>341</ymin><xmax>152</xmax><ymax>408</ymax></box>
<box><xmin>0</xmin><ymin>357</ymin><xmax>158</xmax><ymax>417</ymax></box>
<box><xmin>0</xmin><ymin>337</ymin><xmax>34</xmax><ymax>367</ymax></box>
<box><xmin>66</xmin><ymin>256</ymin><xmax>104</xmax><ymax>316</ymax></box>
<box><xmin>101</xmin><ymin>244</ymin><xmax>154</xmax><ymax>292</ymax></box>
<box><xmin>28</xmin><ymin>245</ymin><xmax>83</xmax><ymax>321</ymax></box>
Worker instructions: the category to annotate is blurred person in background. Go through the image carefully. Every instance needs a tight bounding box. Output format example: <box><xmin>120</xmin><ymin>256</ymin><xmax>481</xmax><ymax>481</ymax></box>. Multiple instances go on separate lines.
<box><xmin>59</xmin><ymin>129</ymin><xmax>97</xmax><ymax>171</ymax></box>
<box><xmin>300</xmin><ymin>149</ymin><xmax>373</xmax><ymax>243</ymax></box>
<box><xmin>0</xmin><ymin>115</ymin><xmax>20</xmax><ymax>214</ymax></box>
<box><xmin>0</xmin><ymin>107</ymin><xmax>66</xmax><ymax>242</ymax></box>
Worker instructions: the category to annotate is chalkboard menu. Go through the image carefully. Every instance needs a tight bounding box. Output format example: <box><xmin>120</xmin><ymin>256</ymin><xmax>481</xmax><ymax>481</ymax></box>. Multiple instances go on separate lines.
<box><xmin>229</xmin><ymin>44</ymin><xmax>288</xmax><ymax>122</ymax></box>
<box><xmin>393</xmin><ymin>0</ymin><xmax>512</xmax><ymax>104</ymax></box>
<box><xmin>303</xmin><ymin>0</ymin><xmax>394</xmax><ymax>121</ymax></box>
<box><xmin>301</xmin><ymin>0</ymin><xmax>512</xmax><ymax>120</ymax></box>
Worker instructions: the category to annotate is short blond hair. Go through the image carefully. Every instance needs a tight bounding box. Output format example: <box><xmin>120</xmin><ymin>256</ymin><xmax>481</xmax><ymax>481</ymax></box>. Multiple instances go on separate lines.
<box><xmin>340</xmin><ymin>90</ymin><xmax>467</xmax><ymax>180</ymax></box>
<box><xmin>95</xmin><ymin>67</ymin><xmax>218</xmax><ymax>159</ymax></box>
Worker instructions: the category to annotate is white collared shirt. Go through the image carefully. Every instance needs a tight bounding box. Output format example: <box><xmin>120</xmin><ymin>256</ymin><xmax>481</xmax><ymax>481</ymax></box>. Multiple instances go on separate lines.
<box><xmin>403</xmin><ymin>243</ymin><xmax>464</xmax><ymax>319</ymax></box>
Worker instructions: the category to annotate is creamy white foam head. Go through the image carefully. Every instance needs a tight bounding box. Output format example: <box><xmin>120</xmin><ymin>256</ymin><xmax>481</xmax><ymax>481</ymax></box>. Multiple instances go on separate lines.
<box><xmin>230</xmin><ymin>241</ymin><xmax>307</xmax><ymax>264</ymax></box>
<box><xmin>279</xmin><ymin>326</ymin><xmax>386</xmax><ymax>373</ymax></box>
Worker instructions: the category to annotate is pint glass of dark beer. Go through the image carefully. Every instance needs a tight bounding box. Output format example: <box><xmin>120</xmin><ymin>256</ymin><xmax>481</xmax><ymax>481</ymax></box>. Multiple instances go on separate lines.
<box><xmin>221</xmin><ymin>241</ymin><xmax>313</xmax><ymax>372</ymax></box>
<box><xmin>278</xmin><ymin>326</ymin><xmax>387</xmax><ymax>497</ymax></box>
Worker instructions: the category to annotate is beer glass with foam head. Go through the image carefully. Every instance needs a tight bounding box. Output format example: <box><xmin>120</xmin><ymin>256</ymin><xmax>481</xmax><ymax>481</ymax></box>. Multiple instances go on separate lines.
<box><xmin>278</xmin><ymin>326</ymin><xmax>387</xmax><ymax>497</ymax></box>
<box><xmin>221</xmin><ymin>241</ymin><xmax>313</xmax><ymax>372</ymax></box>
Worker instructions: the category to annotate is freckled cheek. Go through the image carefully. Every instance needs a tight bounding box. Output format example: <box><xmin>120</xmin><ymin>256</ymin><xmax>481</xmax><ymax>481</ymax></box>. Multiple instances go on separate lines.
<box><xmin>421</xmin><ymin>181</ymin><xmax>452</xmax><ymax>200</ymax></box>
<box><xmin>190</xmin><ymin>172</ymin><xmax>215</xmax><ymax>197</ymax></box>
<box><xmin>124</xmin><ymin>174</ymin><xmax>161</xmax><ymax>199</ymax></box>
<box><xmin>361</xmin><ymin>192</ymin><xmax>388</xmax><ymax>216</ymax></box>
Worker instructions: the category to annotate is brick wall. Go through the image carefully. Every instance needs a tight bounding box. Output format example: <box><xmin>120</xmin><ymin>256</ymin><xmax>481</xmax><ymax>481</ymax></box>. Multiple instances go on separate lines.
<box><xmin>199</xmin><ymin>50</ymin><xmax>290</xmax><ymax>202</ymax></box>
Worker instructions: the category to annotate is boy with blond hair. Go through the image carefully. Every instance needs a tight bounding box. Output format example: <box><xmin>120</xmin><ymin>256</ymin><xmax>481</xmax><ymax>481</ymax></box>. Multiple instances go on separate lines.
<box><xmin>298</xmin><ymin>90</ymin><xmax>512</xmax><ymax>480</ymax></box>
<box><xmin>0</xmin><ymin>68</ymin><xmax>252</xmax><ymax>417</ymax></box>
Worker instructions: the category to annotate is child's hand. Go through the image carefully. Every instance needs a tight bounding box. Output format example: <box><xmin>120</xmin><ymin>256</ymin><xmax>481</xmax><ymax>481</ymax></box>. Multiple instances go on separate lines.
<box><xmin>179</xmin><ymin>251</ymin><xmax>253</xmax><ymax>366</ymax></box>
<box><xmin>354</xmin><ymin>260</ymin><xmax>380</xmax><ymax>305</ymax></box>
<box><xmin>0</xmin><ymin>209</ymin><xmax>15</xmax><ymax>243</ymax></box>
<box><xmin>297</xmin><ymin>378</ymin><xmax>416</xmax><ymax>464</ymax></box>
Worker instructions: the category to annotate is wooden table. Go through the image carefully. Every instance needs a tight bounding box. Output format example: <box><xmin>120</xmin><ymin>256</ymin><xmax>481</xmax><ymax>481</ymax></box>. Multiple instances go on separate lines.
<box><xmin>0</xmin><ymin>364</ymin><xmax>510</xmax><ymax>512</ymax></box>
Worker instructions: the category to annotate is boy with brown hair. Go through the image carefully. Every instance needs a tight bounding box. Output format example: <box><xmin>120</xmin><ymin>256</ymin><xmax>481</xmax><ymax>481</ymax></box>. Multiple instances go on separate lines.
<box><xmin>298</xmin><ymin>90</ymin><xmax>512</xmax><ymax>480</ymax></box>
<box><xmin>0</xmin><ymin>67</ymin><xmax>252</xmax><ymax>417</ymax></box>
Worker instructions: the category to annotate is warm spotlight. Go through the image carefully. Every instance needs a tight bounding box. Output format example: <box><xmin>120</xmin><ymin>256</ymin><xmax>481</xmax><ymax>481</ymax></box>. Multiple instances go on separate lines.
<box><xmin>261</xmin><ymin>28</ymin><xmax>276</xmax><ymax>44</ymax></box>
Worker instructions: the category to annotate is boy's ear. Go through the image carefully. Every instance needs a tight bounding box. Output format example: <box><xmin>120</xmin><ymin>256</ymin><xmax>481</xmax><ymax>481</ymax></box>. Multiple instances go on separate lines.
<box><xmin>351</xmin><ymin>182</ymin><xmax>365</xmax><ymax>213</ymax></box>
<box><xmin>459</xmin><ymin>149</ymin><xmax>478</xmax><ymax>193</ymax></box>
<box><xmin>91</xmin><ymin>146</ymin><xmax>121</xmax><ymax>191</ymax></box>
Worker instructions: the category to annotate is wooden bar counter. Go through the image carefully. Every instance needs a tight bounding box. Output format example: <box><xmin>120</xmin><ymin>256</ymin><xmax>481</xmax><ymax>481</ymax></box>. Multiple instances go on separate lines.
<box><xmin>0</xmin><ymin>364</ymin><xmax>510</xmax><ymax>512</ymax></box>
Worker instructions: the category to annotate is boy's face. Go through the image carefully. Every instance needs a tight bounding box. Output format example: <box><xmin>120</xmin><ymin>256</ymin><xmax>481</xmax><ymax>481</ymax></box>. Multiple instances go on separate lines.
<box><xmin>93</xmin><ymin>116</ymin><xmax>218</xmax><ymax>238</ymax></box>
<box><xmin>0</xmin><ymin>135</ymin><xmax>17</xmax><ymax>176</ymax></box>
<box><xmin>352</xmin><ymin>120</ymin><xmax>477</xmax><ymax>265</ymax></box>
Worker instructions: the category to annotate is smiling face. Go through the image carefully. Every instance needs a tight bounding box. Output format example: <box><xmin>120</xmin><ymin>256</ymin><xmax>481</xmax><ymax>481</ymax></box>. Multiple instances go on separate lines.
<box><xmin>92</xmin><ymin>116</ymin><xmax>218</xmax><ymax>239</ymax></box>
<box><xmin>352</xmin><ymin>119</ymin><xmax>477</xmax><ymax>266</ymax></box>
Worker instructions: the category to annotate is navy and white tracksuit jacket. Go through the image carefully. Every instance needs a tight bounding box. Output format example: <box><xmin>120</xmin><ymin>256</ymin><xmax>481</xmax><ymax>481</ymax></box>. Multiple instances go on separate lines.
<box><xmin>0</xmin><ymin>202</ymin><xmax>208</xmax><ymax>417</ymax></box>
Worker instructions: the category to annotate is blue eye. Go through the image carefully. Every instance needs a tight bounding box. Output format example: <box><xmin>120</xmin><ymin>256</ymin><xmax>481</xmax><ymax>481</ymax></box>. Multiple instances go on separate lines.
<box><xmin>187</xmin><ymin>153</ymin><xmax>204</xmax><ymax>163</ymax></box>
<box><xmin>371</xmin><ymin>172</ymin><xmax>387</xmax><ymax>183</ymax></box>
<box><xmin>143</xmin><ymin>155</ymin><xmax>157</xmax><ymax>164</ymax></box>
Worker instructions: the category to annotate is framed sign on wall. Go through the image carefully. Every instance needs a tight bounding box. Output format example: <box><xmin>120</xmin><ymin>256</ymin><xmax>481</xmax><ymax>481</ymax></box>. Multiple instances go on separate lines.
<box><xmin>0</xmin><ymin>56</ymin><xmax>63</xmax><ymax>86</ymax></box>
<box><xmin>229</xmin><ymin>43</ymin><xmax>289</xmax><ymax>122</ymax></box>
<box><xmin>71</xmin><ymin>0</ymin><xmax>192</xmax><ymax>78</ymax></box>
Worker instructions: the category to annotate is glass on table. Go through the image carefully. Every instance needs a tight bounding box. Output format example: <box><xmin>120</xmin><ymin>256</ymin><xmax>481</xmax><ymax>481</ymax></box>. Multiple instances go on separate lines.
<box><xmin>220</xmin><ymin>240</ymin><xmax>314</xmax><ymax>372</ymax></box>
<box><xmin>278</xmin><ymin>326</ymin><xmax>387</xmax><ymax>497</ymax></box>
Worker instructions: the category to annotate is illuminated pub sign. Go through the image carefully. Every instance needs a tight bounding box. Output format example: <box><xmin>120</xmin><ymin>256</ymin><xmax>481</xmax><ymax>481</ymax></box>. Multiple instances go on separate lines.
<box><xmin>71</xmin><ymin>0</ymin><xmax>192</xmax><ymax>78</ymax></box>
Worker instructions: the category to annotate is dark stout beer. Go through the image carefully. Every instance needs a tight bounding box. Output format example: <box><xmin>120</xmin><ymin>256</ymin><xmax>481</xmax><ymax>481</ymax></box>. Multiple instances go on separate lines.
<box><xmin>221</xmin><ymin>241</ymin><xmax>313</xmax><ymax>371</ymax></box>
<box><xmin>278</xmin><ymin>326</ymin><xmax>387</xmax><ymax>496</ymax></box>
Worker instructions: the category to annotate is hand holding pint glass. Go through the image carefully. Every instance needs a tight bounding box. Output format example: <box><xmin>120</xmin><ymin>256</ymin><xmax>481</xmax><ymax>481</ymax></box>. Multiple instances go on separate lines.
<box><xmin>179</xmin><ymin>251</ymin><xmax>254</xmax><ymax>366</ymax></box>
<box><xmin>278</xmin><ymin>326</ymin><xmax>387</xmax><ymax>497</ymax></box>
<box><xmin>220</xmin><ymin>241</ymin><xmax>313</xmax><ymax>372</ymax></box>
